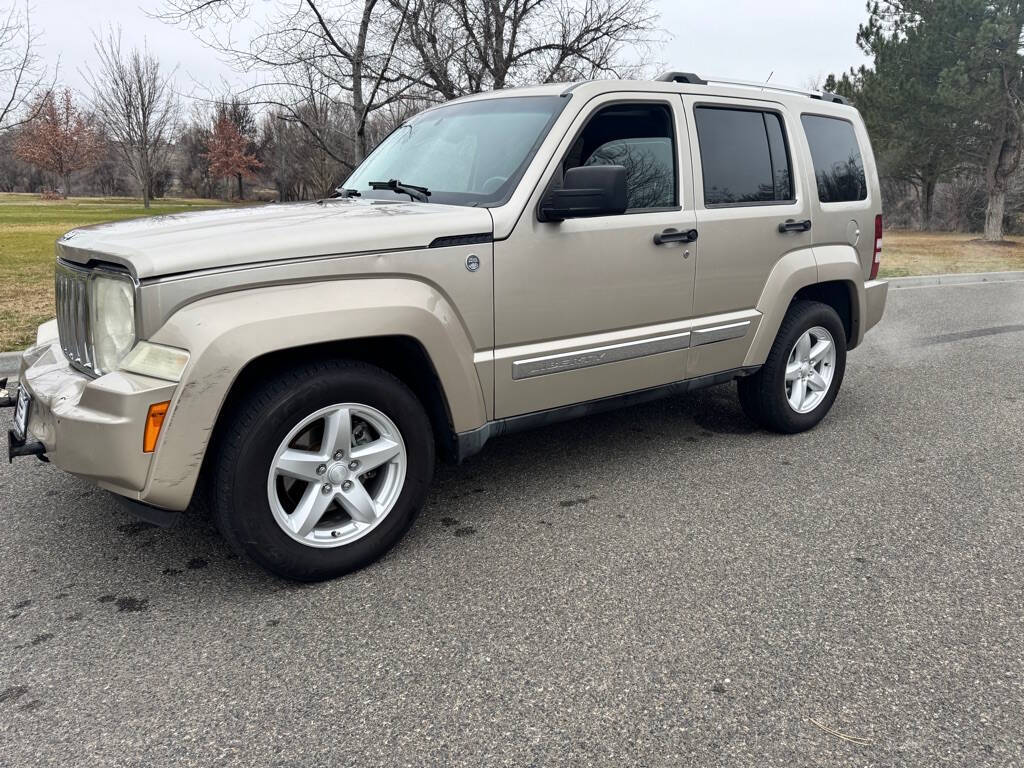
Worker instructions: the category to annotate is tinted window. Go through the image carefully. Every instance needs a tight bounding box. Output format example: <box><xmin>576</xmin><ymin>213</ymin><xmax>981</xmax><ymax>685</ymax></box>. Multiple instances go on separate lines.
<box><xmin>563</xmin><ymin>103</ymin><xmax>676</xmax><ymax>210</ymax></box>
<box><xmin>695</xmin><ymin>107</ymin><xmax>792</xmax><ymax>205</ymax></box>
<box><xmin>801</xmin><ymin>115</ymin><xmax>867</xmax><ymax>203</ymax></box>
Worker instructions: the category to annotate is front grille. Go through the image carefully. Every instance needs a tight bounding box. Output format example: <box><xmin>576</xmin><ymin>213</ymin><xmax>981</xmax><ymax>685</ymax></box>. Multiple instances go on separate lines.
<box><xmin>55</xmin><ymin>260</ymin><xmax>95</xmax><ymax>373</ymax></box>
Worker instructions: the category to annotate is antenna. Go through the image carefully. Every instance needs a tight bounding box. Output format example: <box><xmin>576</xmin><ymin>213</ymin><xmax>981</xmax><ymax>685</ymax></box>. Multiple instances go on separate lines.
<box><xmin>761</xmin><ymin>71</ymin><xmax>774</xmax><ymax>93</ymax></box>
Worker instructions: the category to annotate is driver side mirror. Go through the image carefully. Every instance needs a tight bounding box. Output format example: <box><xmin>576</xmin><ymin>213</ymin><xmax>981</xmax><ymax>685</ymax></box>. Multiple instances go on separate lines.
<box><xmin>539</xmin><ymin>165</ymin><xmax>627</xmax><ymax>222</ymax></box>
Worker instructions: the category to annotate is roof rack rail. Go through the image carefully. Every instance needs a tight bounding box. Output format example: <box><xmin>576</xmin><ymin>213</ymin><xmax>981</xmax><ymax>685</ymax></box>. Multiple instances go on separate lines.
<box><xmin>655</xmin><ymin>71</ymin><xmax>707</xmax><ymax>85</ymax></box>
<box><xmin>653</xmin><ymin>71</ymin><xmax>848</xmax><ymax>106</ymax></box>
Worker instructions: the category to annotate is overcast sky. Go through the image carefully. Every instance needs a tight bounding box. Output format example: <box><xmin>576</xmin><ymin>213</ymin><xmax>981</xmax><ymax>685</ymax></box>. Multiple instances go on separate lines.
<box><xmin>35</xmin><ymin>0</ymin><xmax>871</xmax><ymax>99</ymax></box>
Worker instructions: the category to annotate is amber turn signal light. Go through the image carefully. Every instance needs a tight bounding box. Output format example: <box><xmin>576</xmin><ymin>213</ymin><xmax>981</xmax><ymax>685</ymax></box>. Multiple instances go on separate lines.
<box><xmin>143</xmin><ymin>401</ymin><xmax>170</xmax><ymax>453</ymax></box>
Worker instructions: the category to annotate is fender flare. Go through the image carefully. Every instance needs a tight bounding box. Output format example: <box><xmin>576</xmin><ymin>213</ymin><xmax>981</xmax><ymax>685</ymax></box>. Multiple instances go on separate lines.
<box><xmin>141</xmin><ymin>278</ymin><xmax>487</xmax><ymax>509</ymax></box>
<box><xmin>743</xmin><ymin>245</ymin><xmax>866</xmax><ymax>367</ymax></box>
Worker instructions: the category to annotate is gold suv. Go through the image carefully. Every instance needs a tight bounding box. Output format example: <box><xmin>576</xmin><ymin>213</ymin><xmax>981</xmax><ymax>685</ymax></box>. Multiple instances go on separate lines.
<box><xmin>6</xmin><ymin>72</ymin><xmax>888</xmax><ymax>580</ymax></box>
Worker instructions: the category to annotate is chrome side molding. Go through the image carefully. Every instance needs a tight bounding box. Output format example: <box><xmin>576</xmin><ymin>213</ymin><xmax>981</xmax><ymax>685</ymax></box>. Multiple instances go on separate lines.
<box><xmin>691</xmin><ymin>320</ymin><xmax>751</xmax><ymax>347</ymax></box>
<box><xmin>512</xmin><ymin>331</ymin><xmax>692</xmax><ymax>380</ymax></box>
<box><xmin>510</xmin><ymin>318</ymin><xmax>754</xmax><ymax>380</ymax></box>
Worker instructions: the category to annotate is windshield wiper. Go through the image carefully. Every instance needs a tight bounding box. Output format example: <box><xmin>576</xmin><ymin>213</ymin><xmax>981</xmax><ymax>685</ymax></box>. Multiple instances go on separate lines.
<box><xmin>368</xmin><ymin>179</ymin><xmax>431</xmax><ymax>203</ymax></box>
<box><xmin>331</xmin><ymin>187</ymin><xmax>361</xmax><ymax>198</ymax></box>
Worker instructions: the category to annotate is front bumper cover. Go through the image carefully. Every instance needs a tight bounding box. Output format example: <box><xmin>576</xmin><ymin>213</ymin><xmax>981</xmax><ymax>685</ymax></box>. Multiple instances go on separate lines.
<box><xmin>15</xmin><ymin>336</ymin><xmax>178</xmax><ymax>499</ymax></box>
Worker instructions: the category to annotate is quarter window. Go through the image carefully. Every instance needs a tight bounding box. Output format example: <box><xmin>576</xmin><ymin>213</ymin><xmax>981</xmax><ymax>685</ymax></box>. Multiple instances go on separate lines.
<box><xmin>801</xmin><ymin>115</ymin><xmax>867</xmax><ymax>203</ymax></box>
<box><xmin>562</xmin><ymin>103</ymin><xmax>677</xmax><ymax>210</ymax></box>
<box><xmin>694</xmin><ymin>107</ymin><xmax>793</xmax><ymax>206</ymax></box>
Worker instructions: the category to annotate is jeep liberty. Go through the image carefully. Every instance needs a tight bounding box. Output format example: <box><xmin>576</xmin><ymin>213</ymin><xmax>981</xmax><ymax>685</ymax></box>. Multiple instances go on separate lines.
<box><xmin>4</xmin><ymin>72</ymin><xmax>888</xmax><ymax>580</ymax></box>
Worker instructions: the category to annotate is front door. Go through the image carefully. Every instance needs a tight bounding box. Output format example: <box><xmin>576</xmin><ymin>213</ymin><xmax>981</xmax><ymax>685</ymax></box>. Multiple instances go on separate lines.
<box><xmin>493</xmin><ymin>94</ymin><xmax>697</xmax><ymax>418</ymax></box>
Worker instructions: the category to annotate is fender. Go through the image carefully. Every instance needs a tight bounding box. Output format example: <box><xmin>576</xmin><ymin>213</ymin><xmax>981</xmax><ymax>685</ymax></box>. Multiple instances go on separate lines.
<box><xmin>813</xmin><ymin>244</ymin><xmax>868</xmax><ymax>349</ymax></box>
<box><xmin>141</xmin><ymin>278</ymin><xmax>488</xmax><ymax>510</ymax></box>
<box><xmin>743</xmin><ymin>247</ymin><xmax>817</xmax><ymax>367</ymax></box>
<box><xmin>743</xmin><ymin>245</ymin><xmax>867</xmax><ymax>367</ymax></box>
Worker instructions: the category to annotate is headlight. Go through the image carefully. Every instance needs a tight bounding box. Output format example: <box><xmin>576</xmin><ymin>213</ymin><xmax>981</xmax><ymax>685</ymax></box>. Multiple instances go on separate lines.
<box><xmin>88</xmin><ymin>273</ymin><xmax>136</xmax><ymax>374</ymax></box>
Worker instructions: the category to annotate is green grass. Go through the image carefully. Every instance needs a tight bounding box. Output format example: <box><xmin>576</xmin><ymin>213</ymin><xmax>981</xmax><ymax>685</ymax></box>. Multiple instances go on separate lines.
<box><xmin>0</xmin><ymin>193</ymin><xmax>236</xmax><ymax>351</ymax></box>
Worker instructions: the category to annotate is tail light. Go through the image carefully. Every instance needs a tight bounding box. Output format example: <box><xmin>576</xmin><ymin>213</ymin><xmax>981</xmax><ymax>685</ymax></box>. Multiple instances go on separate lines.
<box><xmin>870</xmin><ymin>214</ymin><xmax>882</xmax><ymax>280</ymax></box>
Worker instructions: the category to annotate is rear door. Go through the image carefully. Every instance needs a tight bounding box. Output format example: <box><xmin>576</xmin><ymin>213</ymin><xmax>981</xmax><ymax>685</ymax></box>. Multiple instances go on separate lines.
<box><xmin>680</xmin><ymin>95</ymin><xmax>813</xmax><ymax>378</ymax></box>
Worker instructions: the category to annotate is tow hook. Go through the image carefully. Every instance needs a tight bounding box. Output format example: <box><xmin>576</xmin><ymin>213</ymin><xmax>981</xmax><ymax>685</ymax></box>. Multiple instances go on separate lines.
<box><xmin>8</xmin><ymin>430</ymin><xmax>47</xmax><ymax>462</ymax></box>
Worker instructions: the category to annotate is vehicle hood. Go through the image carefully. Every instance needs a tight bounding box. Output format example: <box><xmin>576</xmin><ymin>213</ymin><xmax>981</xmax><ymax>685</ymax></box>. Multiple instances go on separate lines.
<box><xmin>55</xmin><ymin>199</ymin><xmax>494</xmax><ymax>279</ymax></box>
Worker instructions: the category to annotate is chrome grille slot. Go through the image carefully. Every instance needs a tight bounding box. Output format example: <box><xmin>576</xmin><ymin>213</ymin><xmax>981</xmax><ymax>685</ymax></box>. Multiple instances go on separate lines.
<box><xmin>55</xmin><ymin>261</ymin><xmax>94</xmax><ymax>373</ymax></box>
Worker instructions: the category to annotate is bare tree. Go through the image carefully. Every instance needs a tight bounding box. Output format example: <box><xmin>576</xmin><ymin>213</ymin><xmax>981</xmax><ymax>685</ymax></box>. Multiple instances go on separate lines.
<box><xmin>400</xmin><ymin>0</ymin><xmax>659</xmax><ymax>99</ymax></box>
<box><xmin>0</xmin><ymin>1</ymin><xmax>54</xmax><ymax>131</ymax></box>
<box><xmin>160</xmin><ymin>0</ymin><xmax>415</xmax><ymax>166</ymax></box>
<box><xmin>84</xmin><ymin>29</ymin><xmax>179</xmax><ymax>208</ymax></box>
<box><xmin>158</xmin><ymin>0</ymin><xmax>659</xmax><ymax>168</ymax></box>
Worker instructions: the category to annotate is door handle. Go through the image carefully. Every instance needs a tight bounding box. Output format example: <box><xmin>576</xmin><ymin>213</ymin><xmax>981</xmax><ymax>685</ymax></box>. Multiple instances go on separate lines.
<box><xmin>778</xmin><ymin>218</ymin><xmax>812</xmax><ymax>233</ymax></box>
<box><xmin>654</xmin><ymin>228</ymin><xmax>698</xmax><ymax>245</ymax></box>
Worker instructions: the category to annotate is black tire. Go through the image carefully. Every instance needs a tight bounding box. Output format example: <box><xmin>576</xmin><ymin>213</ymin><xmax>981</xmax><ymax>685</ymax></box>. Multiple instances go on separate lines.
<box><xmin>737</xmin><ymin>300</ymin><xmax>847</xmax><ymax>433</ymax></box>
<box><xmin>211</xmin><ymin>360</ymin><xmax>434</xmax><ymax>581</ymax></box>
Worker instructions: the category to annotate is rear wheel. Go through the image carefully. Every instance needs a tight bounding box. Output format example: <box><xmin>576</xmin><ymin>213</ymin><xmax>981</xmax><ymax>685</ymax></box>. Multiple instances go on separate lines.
<box><xmin>212</xmin><ymin>360</ymin><xmax>434</xmax><ymax>581</ymax></box>
<box><xmin>737</xmin><ymin>300</ymin><xmax>847</xmax><ymax>433</ymax></box>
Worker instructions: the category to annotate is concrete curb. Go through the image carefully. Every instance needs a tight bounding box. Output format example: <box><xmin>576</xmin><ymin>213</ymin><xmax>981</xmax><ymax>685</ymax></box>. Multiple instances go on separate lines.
<box><xmin>887</xmin><ymin>271</ymin><xmax>1024</xmax><ymax>288</ymax></box>
<box><xmin>0</xmin><ymin>351</ymin><xmax>20</xmax><ymax>379</ymax></box>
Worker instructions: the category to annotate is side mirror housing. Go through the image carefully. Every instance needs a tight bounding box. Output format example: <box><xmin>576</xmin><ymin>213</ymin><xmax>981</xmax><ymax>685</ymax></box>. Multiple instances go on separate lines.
<box><xmin>539</xmin><ymin>165</ymin><xmax>627</xmax><ymax>222</ymax></box>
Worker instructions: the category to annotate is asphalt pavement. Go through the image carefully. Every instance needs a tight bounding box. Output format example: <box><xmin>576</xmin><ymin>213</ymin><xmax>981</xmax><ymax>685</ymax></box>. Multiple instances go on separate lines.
<box><xmin>2</xmin><ymin>280</ymin><xmax>1023</xmax><ymax>767</ymax></box>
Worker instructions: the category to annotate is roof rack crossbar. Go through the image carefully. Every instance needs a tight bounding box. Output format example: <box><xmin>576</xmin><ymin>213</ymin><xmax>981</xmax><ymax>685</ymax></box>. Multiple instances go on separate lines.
<box><xmin>653</xmin><ymin>71</ymin><xmax>848</xmax><ymax>105</ymax></box>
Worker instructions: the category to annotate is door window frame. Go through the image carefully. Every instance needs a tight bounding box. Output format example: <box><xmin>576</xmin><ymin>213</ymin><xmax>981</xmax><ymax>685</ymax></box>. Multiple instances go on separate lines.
<box><xmin>691</xmin><ymin>102</ymin><xmax>798</xmax><ymax>209</ymax></box>
<box><xmin>536</xmin><ymin>98</ymin><xmax>684</xmax><ymax>219</ymax></box>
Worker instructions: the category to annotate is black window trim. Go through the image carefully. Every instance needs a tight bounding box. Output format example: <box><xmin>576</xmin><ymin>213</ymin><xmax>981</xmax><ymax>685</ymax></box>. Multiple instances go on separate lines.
<box><xmin>692</xmin><ymin>102</ymin><xmax>798</xmax><ymax>210</ymax></box>
<box><xmin>536</xmin><ymin>97</ymin><xmax>683</xmax><ymax>221</ymax></box>
<box><xmin>799</xmin><ymin>111</ymin><xmax>869</xmax><ymax>205</ymax></box>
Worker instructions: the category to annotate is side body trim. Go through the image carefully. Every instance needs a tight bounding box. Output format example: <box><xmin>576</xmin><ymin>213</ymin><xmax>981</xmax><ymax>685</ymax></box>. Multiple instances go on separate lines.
<box><xmin>508</xmin><ymin>314</ymin><xmax>758</xmax><ymax>381</ymax></box>
<box><xmin>512</xmin><ymin>330</ymin><xmax>691</xmax><ymax>380</ymax></box>
<box><xmin>691</xmin><ymin>320</ymin><xmax>751</xmax><ymax>346</ymax></box>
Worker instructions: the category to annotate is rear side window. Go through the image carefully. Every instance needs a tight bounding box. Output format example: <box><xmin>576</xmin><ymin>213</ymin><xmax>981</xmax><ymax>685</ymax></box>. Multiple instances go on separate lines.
<box><xmin>694</xmin><ymin>107</ymin><xmax>793</xmax><ymax>206</ymax></box>
<box><xmin>801</xmin><ymin>115</ymin><xmax>867</xmax><ymax>203</ymax></box>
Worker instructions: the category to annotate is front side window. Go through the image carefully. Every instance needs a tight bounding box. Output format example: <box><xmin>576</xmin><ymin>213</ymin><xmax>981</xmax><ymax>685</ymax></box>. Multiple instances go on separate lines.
<box><xmin>801</xmin><ymin>114</ymin><xmax>867</xmax><ymax>203</ymax></box>
<box><xmin>344</xmin><ymin>95</ymin><xmax>567</xmax><ymax>207</ymax></box>
<box><xmin>562</xmin><ymin>103</ymin><xmax>677</xmax><ymax>210</ymax></box>
<box><xmin>694</xmin><ymin>106</ymin><xmax>793</xmax><ymax>206</ymax></box>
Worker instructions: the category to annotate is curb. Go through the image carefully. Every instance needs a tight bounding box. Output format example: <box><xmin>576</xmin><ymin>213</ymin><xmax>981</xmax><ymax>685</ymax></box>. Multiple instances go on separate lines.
<box><xmin>0</xmin><ymin>351</ymin><xmax>20</xmax><ymax>380</ymax></box>
<box><xmin>887</xmin><ymin>271</ymin><xmax>1024</xmax><ymax>288</ymax></box>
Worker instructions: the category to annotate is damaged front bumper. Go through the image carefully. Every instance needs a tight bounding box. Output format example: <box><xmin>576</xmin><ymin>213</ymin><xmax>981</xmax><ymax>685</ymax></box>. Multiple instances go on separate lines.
<box><xmin>8</xmin><ymin>321</ymin><xmax>178</xmax><ymax>501</ymax></box>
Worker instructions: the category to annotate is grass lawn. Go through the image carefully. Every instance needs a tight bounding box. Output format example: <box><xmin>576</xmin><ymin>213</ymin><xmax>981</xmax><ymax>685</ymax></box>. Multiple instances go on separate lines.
<box><xmin>881</xmin><ymin>230</ymin><xmax>1024</xmax><ymax>278</ymax></box>
<box><xmin>2</xmin><ymin>194</ymin><xmax>1024</xmax><ymax>351</ymax></box>
<box><xmin>0</xmin><ymin>193</ymin><xmax>235</xmax><ymax>351</ymax></box>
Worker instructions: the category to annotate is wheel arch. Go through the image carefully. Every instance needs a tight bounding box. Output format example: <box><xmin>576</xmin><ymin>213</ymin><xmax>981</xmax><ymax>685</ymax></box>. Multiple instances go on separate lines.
<box><xmin>216</xmin><ymin>335</ymin><xmax>458</xmax><ymax>462</ymax></box>
<box><xmin>744</xmin><ymin>246</ymin><xmax>867</xmax><ymax>367</ymax></box>
<box><xmin>141</xmin><ymin>278</ymin><xmax>488</xmax><ymax>510</ymax></box>
<box><xmin>793</xmin><ymin>280</ymin><xmax>858</xmax><ymax>347</ymax></box>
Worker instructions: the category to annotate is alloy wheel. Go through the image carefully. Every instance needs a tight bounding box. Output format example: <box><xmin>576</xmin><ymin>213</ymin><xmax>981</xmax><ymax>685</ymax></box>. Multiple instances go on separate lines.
<box><xmin>266</xmin><ymin>403</ymin><xmax>407</xmax><ymax>548</ymax></box>
<box><xmin>784</xmin><ymin>326</ymin><xmax>836</xmax><ymax>414</ymax></box>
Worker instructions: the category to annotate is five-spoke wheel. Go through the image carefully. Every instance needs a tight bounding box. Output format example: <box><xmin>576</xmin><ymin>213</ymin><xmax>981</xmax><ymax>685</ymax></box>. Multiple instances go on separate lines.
<box><xmin>268</xmin><ymin>404</ymin><xmax>407</xmax><ymax>547</ymax></box>
<box><xmin>211</xmin><ymin>360</ymin><xmax>434</xmax><ymax>581</ymax></box>
<box><xmin>737</xmin><ymin>300</ymin><xmax>847</xmax><ymax>433</ymax></box>
<box><xmin>784</xmin><ymin>326</ymin><xmax>836</xmax><ymax>414</ymax></box>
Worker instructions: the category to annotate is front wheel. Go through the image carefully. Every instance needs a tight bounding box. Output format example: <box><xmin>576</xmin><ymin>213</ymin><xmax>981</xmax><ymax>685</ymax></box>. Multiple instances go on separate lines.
<box><xmin>737</xmin><ymin>300</ymin><xmax>847</xmax><ymax>433</ymax></box>
<box><xmin>211</xmin><ymin>360</ymin><xmax>434</xmax><ymax>581</ymax></box>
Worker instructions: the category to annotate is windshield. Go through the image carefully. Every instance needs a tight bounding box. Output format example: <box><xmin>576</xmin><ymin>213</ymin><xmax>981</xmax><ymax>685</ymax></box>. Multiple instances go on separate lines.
<box><xmin>344</xmin><ymin>95</ymin><xmax>567</xmax><ymax>207</ymax></box>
